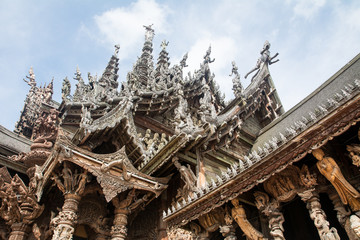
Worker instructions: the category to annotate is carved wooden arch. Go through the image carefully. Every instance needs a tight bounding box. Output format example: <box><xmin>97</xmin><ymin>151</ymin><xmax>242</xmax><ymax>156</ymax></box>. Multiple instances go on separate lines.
<box><xmin>263</xmin><ymin>165</ymin><xmax>302</xmax><ymax>202</ymax></box>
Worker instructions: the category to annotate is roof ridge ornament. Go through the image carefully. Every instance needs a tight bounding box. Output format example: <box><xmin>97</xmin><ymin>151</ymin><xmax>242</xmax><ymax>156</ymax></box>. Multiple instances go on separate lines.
<box><xmin>203</xmin><ymin>45</ymin><xmax>215</xmax><ymax>64</ymax></box>
<box><xmin>143</xmin><ymin>24</ymin><xmax>155</xmax><ymax>42</ymax></box>
<box><xmin>114</xmin><ymin>44</ymin><xmax>120</xmax><ymax>56</ymax></box>
<box><xmin>245</xmin><ymin>40</ymin><xmax>279</xmax><ymax>81</ymax></box>
<box><xmin>229</xmin><ymin>61</ymin><xmax>243</xmax><ymax>98</ymax></box>
<box><xmin>161</xmin><ymin>40</ymin><xmax>169</xmax><ymax>50</ymax></box>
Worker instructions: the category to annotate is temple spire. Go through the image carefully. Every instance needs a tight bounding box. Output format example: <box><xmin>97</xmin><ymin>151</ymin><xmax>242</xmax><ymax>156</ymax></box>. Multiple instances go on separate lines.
<box><xmin>155</xmin><ymin>40</ymin><xmax>170</xmax><ymax>80</ymax></box>
<box><xmin>132</xmin><ymin>25</ymin><xmax>155</xmax><ymax>87</ymax></box>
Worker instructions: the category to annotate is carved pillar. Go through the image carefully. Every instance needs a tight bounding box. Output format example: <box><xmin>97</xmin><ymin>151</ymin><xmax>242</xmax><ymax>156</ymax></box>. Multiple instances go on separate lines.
<box><xmin>51</xmin><ymin>163</ymin><xmax>89</xmax><ymax>240</ymax></box>
<box><xmin>51</xmin><ymin>194</ymin><xmax>81</xmax><ymax>240</ymax></box>
<box><xmin>8</xmin><ymin>223</ymin><xmax>31</xmax><ymax>240</ymax></box>
<box><xmin>231</xmin><ymin>198</ymin><xmax>267</xmax><ymax>240</ymax></box>
<box><xmin>328</xmin><ymin>191</ymin><xmax>359</xmax><ymax>240</ymax></box>
<box><xmin>95</xmin><ymin>233</ymin><xmax>109</xmax><ymax>240</ymax></box>
<box><xmin>298</xmin><ymin>189</ymin><xmax>340</xmax><ymax>240</ymax></box>
<box><xmin>254</xmin><ymin>191</ymin><xmax>285</xmax><ymax>240</ymax></box>
<box><xmin>111</xmin><ymin>208</ymin><xmax>129</xmax><ymax>240</ymax></box>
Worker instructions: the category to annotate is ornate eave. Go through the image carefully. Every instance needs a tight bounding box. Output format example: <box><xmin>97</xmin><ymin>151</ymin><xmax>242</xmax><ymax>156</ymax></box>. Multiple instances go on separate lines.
<box><xmin>164</xmin><ymin>76</ymin><xmax>360</xmax><ymax>228</ymax></box>
<box><xmin>36</xmin><ymin>133</ymin><xmax>170</xmax><ymax>202</ymax></box>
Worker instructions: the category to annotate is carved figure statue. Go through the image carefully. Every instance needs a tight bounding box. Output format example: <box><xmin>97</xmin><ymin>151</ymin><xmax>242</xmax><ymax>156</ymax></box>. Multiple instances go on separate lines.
<box><xmin>80</xmin><ymin>105</ymin><xmax>93</xmax><ymax>128</ymax></box>
<box><xmin>44</xmin><ymin>79</ymin><xmax>53</xmax><ymax>103</ymax></box>
<box><xmin>143</xmin><ymin>24</ymin><xmax>155</xmax><ymax>42</ymax></box>
<box><xmin>231</xmin><ymin>198</ymin><xmax>267</xmax><ymax>240</ymax></box>
<box><xmin>230</xmin><ymin>61</ymin><xmax>243</xmax><ymax>98</ymax></box>
<box><xmin>313</xmin><ymin>148</ymin><xmax>360</xmax><ymax>211</ymax></box>
<box><xmin>23</xmin><ymin>67</ymin><xmax>36</xmax><ymax>89</ymax></box>
<box><xmin>114</xmin><ymin>44</ymin><xmax>120</xmax><ymax>55</ymax></box>
<box><xmin>347</xmin><ymin>144</ymin><xmax>360</xmax><ymax>167</ymax></box>
<box><xmin>62</xmin><ymin>77</ymin><xmax>71</xmax><ymax>100</ymax></box>
<box><xmin>173</xmin><ymin>157</ymin><xmax>198</xmax><ymax>198</ymax></box>
<box><xmin>203</xmin><ymin>46</ymin><xmax>215</xmax><ymax>64</ymax></box>
<box><xmin>245</xmin><ymin>40</ymin><xmax>279</xmax><ymax>81</ymax></box>
<box><xmin>161</xmin><ymin>40</ymin><xmax>169</xmax><ymax>50</ymax></box>
<box><xmin>180</xmin><ymin>52</ymin><xmax>189</xmax><ymax>68</ymax></box>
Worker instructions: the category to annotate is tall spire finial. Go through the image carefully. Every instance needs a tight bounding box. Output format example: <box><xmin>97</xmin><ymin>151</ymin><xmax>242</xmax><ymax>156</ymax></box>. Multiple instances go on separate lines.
<box><xmin>143</xmin><ymin>24</ymin><xmax>155</xmax><ymax>42</ymax></box>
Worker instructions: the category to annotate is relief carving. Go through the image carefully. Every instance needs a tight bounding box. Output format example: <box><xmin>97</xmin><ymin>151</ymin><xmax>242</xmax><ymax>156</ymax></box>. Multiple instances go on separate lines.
<box><xmin>263</xmin><ymin>165</ymin><xmax>302</xmax><ymax>202</ymax></box>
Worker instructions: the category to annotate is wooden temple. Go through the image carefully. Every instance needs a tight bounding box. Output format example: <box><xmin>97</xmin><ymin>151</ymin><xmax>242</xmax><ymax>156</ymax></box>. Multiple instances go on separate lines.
<box><xmin>1</xmin><ymin>25</ymin><xmax>360</xmax><ymax>240</ymax></box>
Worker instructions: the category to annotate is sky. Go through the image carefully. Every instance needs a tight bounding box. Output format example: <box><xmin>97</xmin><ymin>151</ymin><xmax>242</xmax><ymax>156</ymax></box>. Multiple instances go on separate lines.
<box><xmin>0</xmin><ymin>0</ymin><xmax>360</xmax><ymax>131</ymax></box>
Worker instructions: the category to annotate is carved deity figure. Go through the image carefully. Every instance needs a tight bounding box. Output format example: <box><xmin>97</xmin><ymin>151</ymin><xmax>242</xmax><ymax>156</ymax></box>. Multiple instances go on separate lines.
<box><xmin>231</xmin><ymin>198</ymin><xmax>267</xmax><ymax>240</ymax></box>
<box><xmin>173</xmin><ymin>157</ymin><xmax>198</xmax><ymax>198</ymax></box>
<box><xmin>203</xmin><ymin>45</ymin><xmax>215</xmax><ymax>64</ymax></box>
<box><xmin>245</xmin><ymin>40</ymin><xmax>279</xmax><ymax>81</ymax></box>
<box><xmin>313</xmin><ymin>149</ymin><xmax>360</xmax><ymax>211</ymax></box>
<box><xmin>80</xmin><ymin>105</ymin><xmax>93</xmax><ymax>128</ymax></box>
<box><xmin>180</xmin><ymin>52</ymin><xmax>189</xmax><ymax>68</ymax></box>
<box><xmin>347</xmin><ymin>144</ymin><xmax>360</xmax><ymax>167</ymax></box>
<box><xmin>229</xmin><ymin>61</ymin><xmax>243</xmax><ymax>98</ymax></box>
<box><xmin>143</xmin><ymin>24</ymin><xmax>155</xmax><ymax>42</ymax></box>
<box><xmin>61</xmin><ymin>77</ymin><xmax>71</xmax><ymax>101</ymax></box>
<box><xmin>23</xmin><ymin>67</ymin><xmax>36</xmax><ymax>89</ymax></box>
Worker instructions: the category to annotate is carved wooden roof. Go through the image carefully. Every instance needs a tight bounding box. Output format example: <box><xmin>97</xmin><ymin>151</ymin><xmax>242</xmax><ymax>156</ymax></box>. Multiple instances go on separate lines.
<box><xmin>163</xmin><ymin>54</ymin><xmax>360</xmax><ymax>228</ymax></box>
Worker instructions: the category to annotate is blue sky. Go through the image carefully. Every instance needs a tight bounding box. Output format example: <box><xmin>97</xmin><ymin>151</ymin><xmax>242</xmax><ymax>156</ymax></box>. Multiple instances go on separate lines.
<box><xmin>1</xmin><ymin>0</ymin><xmax>360</xmax><ymax>131</ymax></box>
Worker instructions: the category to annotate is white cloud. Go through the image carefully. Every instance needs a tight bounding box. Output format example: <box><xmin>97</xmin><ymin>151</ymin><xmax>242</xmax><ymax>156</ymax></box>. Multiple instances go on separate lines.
<box><xmin>93</xmin><ymin>0</ymin><xmax>170</xmax><ymax>59</ymax></box>
<box><xmin>292</xmin><ymin>0</ymin><xmax>326</xmax><ymax>19</ymax></box>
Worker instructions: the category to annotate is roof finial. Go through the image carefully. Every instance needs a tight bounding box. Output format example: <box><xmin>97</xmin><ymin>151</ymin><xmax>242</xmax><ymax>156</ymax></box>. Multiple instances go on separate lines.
<box><xmin>114</xmin><ymin>44</ymin><xmax>120</xmax><ymax>56</ymax></box>
<box><xmin>245</xmin><ymin>40</ymin><xmax>279</xmax><ymax>81</ymax></box>
<box><xmin>23</xmin><ymin>66</ymin><xmax>36</xmax><ymax>88</ymax></box>
<box><xmin>161</xmin><ymin>40</ymin><xmax>169</xmax><ymax>50</ymax></box>
<box><xmin>180</xmin><ymin>53</ymin><xmax>188</xmax><ymax>68</ymax></box>
<box><xmin>143</xmin><ymin>24</ymin><xmax>155</xmax><ymax>42</ymax></box>
<box><xmin>203</xmin><ymin>45</ymin><xmax>215</xmax><ymax>64</ymax></box>
<box><xmin>230</xmin><ymin>61</ymin><xmax>243</xmax><ymax>98</ymax></box>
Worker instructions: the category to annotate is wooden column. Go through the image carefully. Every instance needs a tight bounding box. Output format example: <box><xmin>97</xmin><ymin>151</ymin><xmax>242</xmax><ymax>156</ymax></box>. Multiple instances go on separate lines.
<box><xmin>111</xmin><ymin>208</ymin><xmax>129</xmax><ymax>240</ymax></box>
<box><xmin>52</xmin><ymin>194</ymin><xmax>81</xmax><ymax>240</ymax></box>
<box><xmin>8</xmin><ymin>223</ymin><xmax>31</xmax><ymax>240</ymax></box>
<box><xmin>298</xmin><ymin>189</ymin><xmax>340</xmax><ymax>240</ymax></box>
<box><xmin>254</xmin><ymin>191</ymin><xmax>285</xmax><ymax>240</ymax></box>
<box><xmin>329</xmin><ymin>191</ymin><xmax>358</xmax><ymax>240</ymax></box>
<box><xmin>51</xmin><ymin>163</ymin><xmax>88</xmax><ymax>240</ymax></box>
